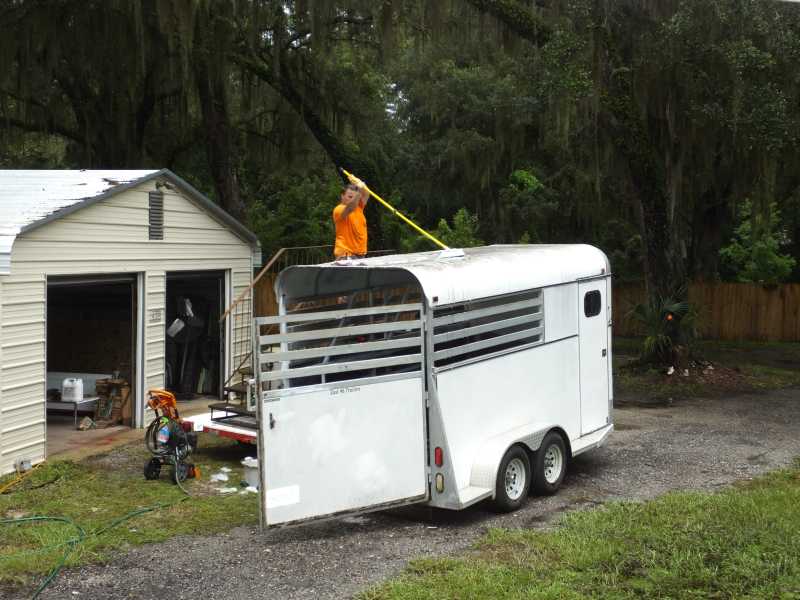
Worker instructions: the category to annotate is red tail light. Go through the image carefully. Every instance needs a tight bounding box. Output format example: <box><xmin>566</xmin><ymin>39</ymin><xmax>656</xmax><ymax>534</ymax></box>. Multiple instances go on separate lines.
<box><xmin>434</xmin><ymin>447</ymin><xmax>443</xmax><ymax>467</ymax></box>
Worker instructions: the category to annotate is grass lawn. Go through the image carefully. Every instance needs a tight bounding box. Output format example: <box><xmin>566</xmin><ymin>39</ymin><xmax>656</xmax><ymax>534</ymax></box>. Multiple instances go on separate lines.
<box><xmin>614</xmin><ymin>337</ymin><xmax>800</xmax><ymax>401</ymax></box>
<box><xmin>361</xmin><ymin>463</ymin><xmax>800</xmax><ymax>599</ymax></box>
<box><xmin>0</xmin><ymin>435</ymin><xmax>259</xmax><ymax>590</ymax></box>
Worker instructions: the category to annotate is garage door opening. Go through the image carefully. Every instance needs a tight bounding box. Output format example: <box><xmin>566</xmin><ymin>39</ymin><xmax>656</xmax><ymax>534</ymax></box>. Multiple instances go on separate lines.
<box><xmin>165</xmin><ymin>271</ymin><xmax>224</xmax><ymax>401</ymax></box>
<box><xmin>46</xmin><ymin>275</ymin><xmax>137</xmax><ymax>454</ymax></box>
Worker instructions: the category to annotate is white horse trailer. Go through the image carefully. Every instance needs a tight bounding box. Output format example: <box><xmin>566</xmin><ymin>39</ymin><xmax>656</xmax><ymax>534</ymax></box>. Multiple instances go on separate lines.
<box><xmin>255</xmin><ymin>245</ymin><xmax>613</xmax><ymax>527</ymax></box>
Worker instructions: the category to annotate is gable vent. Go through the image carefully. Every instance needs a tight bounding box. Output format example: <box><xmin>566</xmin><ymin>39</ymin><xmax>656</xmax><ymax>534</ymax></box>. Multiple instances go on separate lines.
<box><xmin>149</xmin><ymin>191</ymin><xmax>164</xmax><ymax>240</ymax></box>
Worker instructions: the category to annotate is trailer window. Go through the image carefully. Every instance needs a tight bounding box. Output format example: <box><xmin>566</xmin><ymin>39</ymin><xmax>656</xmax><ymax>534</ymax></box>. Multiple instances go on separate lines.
<box><xmin>432</xmin><ymin>289</ymin><xmax>544</xmax><ymax>369</ymax></box>
<box><xmin>584</xmin><ymin>290</ymin><xmax>602</xmax><ymax>317</ymax></box>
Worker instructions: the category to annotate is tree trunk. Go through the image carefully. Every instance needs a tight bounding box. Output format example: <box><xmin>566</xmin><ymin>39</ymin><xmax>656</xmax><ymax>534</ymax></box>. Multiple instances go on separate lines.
<box><xmin>194</xmin><ymin>9</ymin><xmax>245</xmax><ymax>221</ymax></box>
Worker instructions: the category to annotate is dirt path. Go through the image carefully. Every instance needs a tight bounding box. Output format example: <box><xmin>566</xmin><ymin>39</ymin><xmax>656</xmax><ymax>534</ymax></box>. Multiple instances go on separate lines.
<box><xmin>29</xmin><ymin>389</ymin><xmax>800</xmax><ymax>600</ymax></box>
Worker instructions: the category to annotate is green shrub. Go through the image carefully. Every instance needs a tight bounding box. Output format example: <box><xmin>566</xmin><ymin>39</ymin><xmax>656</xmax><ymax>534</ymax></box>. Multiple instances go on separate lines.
<box><xmin>719</xmin><ymin>200</ymin><xmax>796</xmax><ymax>284</ymax></box>
<box><xmin>629</xmin><ymin>293</ymin><xmax>698</xmax><ymax>364</ymax></box>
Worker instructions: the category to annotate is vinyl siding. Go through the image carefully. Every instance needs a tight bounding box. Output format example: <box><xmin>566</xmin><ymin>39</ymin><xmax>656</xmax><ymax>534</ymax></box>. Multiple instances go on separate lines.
<box><xmin>0</xmin><ymin>275</ymin><xmax>47</xmax><ymax>474</ymax></box>
<box><xmin>0</xmin><ymin>179</ymin><xmax>254</xmax><ymax>475</ymax></box>
<box><xmin>145</xmin><ymin>271</ymin><xmax>166</xmax><ymax>393</ymax></box>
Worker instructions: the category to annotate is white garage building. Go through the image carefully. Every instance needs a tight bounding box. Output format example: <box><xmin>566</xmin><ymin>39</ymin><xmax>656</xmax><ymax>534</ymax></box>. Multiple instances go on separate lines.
<box><xmin>0</xmin><ymin>170</ymin><xmax>260</xmax><ymax>476</ymax></box>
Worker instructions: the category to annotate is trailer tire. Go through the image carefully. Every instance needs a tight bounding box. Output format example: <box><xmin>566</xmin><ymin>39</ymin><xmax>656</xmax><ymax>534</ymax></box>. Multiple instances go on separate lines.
<box><xmin>533</xmin><ymin>432</ymin><xmax>567</xmax><ymax>495</ymax></box>
<box><xmin>492</xmin><ymin>445</ymin><xmax>531</xmax><ymax>513</ymax></box>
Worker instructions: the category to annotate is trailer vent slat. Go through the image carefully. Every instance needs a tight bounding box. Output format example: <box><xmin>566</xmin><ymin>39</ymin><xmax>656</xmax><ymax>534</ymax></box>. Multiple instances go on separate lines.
<box><xmin>256</xmin><ymin>288</ymin><xmax>424</xmax><ymax>392</ymax></box>
<box><xmin>432</xmin><ymin>289</ymin><xmax>544</xmax><ymax>369</ymax></box>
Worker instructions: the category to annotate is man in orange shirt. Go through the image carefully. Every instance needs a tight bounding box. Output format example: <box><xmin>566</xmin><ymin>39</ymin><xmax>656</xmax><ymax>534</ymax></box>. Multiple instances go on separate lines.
<box><xmin>333</xmin><ymin>180</ymin><xmax>369</xmax><ymax>259</ymax></box>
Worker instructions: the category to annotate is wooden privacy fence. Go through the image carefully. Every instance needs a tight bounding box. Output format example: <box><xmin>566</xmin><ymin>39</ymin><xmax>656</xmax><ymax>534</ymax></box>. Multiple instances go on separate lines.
<box><xmin>613</xmin><ymin>282</ymin><xmax>800</xmax><ymax>342</ymax></box>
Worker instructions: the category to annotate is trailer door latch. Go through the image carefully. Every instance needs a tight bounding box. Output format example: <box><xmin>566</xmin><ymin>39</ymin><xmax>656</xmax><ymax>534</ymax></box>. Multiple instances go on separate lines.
<box><xmin>269</xmin><ymin>413</ymin><xmax>276</xmax><ymax>429</ymax></box>
<box><xmin>602</xmin><ymin>349</ymin><xmax>607</xmax><ymax>357</ymax></box>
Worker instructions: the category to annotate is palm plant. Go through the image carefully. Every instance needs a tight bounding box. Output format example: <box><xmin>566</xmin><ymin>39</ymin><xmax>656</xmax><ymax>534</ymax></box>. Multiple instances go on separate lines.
<box><xmin>629</xmin><ymin>292</ymin><xmax>697</xmax><ymax>365</ymax></box>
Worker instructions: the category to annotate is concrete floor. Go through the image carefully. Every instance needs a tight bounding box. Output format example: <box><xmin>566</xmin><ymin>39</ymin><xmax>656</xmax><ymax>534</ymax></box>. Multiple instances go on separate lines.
<box><xmin>46</xmin><ymin>396</ymin><xmax>220</xmax><ymax>462</ymax></box>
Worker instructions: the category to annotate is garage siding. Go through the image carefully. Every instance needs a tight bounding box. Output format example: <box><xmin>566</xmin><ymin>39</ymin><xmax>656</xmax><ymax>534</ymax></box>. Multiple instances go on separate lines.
<box><xmin>1</xmin><ymin>178</ymin><xmax>254</xmax><ymax>475</ymax></box>
<box><xmin>145</xmin><ymin>271</ymin><xmax>166</xmax><ymax>392</ymax></box>
<box><xmin>0</xmin><ymin>275</ymin><xmax>47</xmax><ymax>474</ymax></box>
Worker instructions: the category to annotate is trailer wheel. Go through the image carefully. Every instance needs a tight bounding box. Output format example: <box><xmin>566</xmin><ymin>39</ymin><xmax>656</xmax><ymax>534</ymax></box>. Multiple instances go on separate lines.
<box><xmin>533</xmin><ymin>432</ymin><xmax>567</xmax><ymax>495</ymax></box>
<box><xmin>491</xmin><ymin>446</ymin><xmax>531</xmax><ymax>512</ymax></box>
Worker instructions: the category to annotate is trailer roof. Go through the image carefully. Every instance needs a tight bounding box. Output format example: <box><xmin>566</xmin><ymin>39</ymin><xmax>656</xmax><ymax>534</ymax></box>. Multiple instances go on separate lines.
<box><xmin>0</xmin><ymin>169</ymin><xmax>259</xmax><ymax>275</ymax></box>
<box><xmin>280</xmin><ymin>244</ymin><xmax>610</xmax><ymax>305</ymax></box>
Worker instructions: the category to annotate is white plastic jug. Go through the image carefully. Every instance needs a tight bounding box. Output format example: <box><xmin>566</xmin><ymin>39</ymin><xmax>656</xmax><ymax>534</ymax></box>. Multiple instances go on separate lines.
<box><xmin>241</xmin><ymin>457</ymin><xmax>260</xmax><ymax>489</ymax></box>
<box><xmin>62</xmin><ymin>378</ymin><xmax>84</xmax><ymax>402</ymax></box>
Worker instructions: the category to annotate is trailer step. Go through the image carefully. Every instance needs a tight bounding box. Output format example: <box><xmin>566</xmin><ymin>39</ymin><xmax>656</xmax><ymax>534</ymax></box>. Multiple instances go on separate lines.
<box><xmin>223</xmin><ymin>382</ymin><xmax>248</xmax><ymax>395</ymax></box>
<box><xmin>208</xmin><ymin>401</ymin><xmax>252</xmax><ymax>416</ymax></box>
<box><xmin>212</xmin><ymin>414</ymin><xmax>258</xmax><ymax>430</ymax></box>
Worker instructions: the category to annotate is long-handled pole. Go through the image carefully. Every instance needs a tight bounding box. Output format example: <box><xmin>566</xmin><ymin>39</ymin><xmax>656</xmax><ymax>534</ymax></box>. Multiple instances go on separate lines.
<box><xmin>340</xmin><ymin>168</ymin><xmax>449</xmax><ymax>250</ymax></box>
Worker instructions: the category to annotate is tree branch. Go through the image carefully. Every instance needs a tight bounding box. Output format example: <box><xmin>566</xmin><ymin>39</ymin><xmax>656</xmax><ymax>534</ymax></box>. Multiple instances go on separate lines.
<box><xmin>464</xmin><ymin>0</ymin><xmax>551</xmax><ymax>46</ymax></box>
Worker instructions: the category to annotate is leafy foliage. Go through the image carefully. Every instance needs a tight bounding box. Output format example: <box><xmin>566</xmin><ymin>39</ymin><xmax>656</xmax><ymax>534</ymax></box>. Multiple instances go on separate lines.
<box><xmin>1</xmin><ymin>0</ymin><xmax>799</xmax><ymax>286</ymax></box>
<box><xmin>498</xmin><ymin>169</ymin><xmax>558</xmax><ymax>243</ymax></box>
<box><xmin>719</xmin><ymin>200</ymin><xmax>797</xmax><ymax>284</ymax></box>
<box><xmin>246</xmin><ymin>173</ymin><xmax>339</xmax><ymax>255</ymax></box>
<box><xmin>629</xmin><ymin>293</ymin><xmax>698</xmax><ymax>364</ymax></box>
<box><xmin>433</xmin><ymin>208</ymin><xmax>484</xmax><ymax>249</ymax></box>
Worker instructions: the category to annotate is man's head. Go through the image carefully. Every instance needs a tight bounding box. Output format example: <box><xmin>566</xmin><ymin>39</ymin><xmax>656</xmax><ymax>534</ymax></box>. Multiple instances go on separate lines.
<box><xmin>340</xmin><ymin>183</ymin><xmax>361</xmax><ymax>206</ymax></box>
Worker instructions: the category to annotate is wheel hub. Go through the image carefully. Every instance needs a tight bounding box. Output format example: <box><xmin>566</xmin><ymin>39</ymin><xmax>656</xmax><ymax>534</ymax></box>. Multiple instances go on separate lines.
<box><xmin>504</xmin><ymin>457</ymin><xmax>526</xmax><ymax>500</ymax></box>
<box><xmin>543</xmin><ymin>444</ymin><xmax>563</xmax><ymax>484</ymax></box>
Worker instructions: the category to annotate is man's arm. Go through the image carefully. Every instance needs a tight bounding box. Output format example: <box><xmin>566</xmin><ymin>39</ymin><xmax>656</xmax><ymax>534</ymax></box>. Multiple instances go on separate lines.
<box><xmin>340</xmin><ymin>202</ymin><xmax>357</xmax><ymax>218</ymax></box>
<box><xmin>349</xmin><ymin>176</ymin><xmax>369</xmax><ymax>208</ymax></box>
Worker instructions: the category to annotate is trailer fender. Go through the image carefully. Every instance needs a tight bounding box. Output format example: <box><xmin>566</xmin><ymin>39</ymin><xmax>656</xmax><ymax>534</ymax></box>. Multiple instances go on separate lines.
<box><xmin>469</xmin><ymin>422</ymin><xmax>555</xmax><ymax>494</ymax></box>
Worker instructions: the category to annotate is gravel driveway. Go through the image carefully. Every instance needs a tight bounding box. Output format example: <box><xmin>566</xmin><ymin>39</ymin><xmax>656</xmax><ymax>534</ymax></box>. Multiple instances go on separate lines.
<box><xmin>31</xmin><ymin>388</ymin><xmax>800</xmax><ymax>600</ymax></box>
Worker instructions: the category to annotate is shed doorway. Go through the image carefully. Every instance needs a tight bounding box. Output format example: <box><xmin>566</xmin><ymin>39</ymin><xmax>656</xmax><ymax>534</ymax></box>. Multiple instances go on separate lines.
<box><xmin>165</xmin><ymin>271</ymin><xmax>225</xmax><ymax>401</ymax></box>
<box><xmin>46</xmin><ymin>275</ymin><xmax>137</xmax><ymax>455</ymax></box>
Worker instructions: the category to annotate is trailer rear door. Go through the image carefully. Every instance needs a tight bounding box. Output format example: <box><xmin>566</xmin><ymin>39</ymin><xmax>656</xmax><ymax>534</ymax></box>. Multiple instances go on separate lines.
<box><xmin>578</xmin><ymin>280</ymin><xmax>610</xmax><ymax>434</ymax></box>
<box><xmin>255</xmin><ymin>303</ymin><xmax>428</xmax><ymax>527</ymax></box>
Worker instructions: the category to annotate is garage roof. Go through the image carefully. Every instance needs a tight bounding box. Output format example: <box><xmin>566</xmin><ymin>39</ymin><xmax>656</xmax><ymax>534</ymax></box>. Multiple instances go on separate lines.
<box><xmin>278</xmin><ymin>244</ymin><xmax>610</xmax><ymax>306</ymax></box>
<box><xmin>0</xmin><ymin>169</ymin><xmax>259</xmax><ymax>274</ymax></box>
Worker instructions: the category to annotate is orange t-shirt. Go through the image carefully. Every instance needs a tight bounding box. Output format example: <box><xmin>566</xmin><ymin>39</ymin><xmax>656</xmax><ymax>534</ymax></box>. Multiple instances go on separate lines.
<box><xmin>333</xmin><ymin>202</ymin><xmax>367</xmax><ymax>257</ymax></box>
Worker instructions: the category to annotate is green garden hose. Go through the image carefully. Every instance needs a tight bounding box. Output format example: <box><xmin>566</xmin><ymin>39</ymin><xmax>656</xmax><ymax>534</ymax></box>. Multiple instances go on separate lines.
<box><xmin>1</xmin><ymin>497</ymin><xmax>190</xmax><ymax>598</ymax></box>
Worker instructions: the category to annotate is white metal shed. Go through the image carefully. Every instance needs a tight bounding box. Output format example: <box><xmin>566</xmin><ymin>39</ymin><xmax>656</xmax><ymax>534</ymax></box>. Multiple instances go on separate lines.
<box><xmin>0</xmin><ymin>170</ymin><xmax>260</xmax><ymax>475</ymax></box>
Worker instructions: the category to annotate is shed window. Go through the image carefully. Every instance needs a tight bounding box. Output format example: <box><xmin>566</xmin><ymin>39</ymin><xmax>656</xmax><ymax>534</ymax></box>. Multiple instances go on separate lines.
<box><xmin>149</xmin><ymin>191</ymin><xmax>164</xmax><ymax>240</ymax></box>
<box><xmin>584</xmin><ymin>290</ymin><xmax>602</xmax><ymax>317</ymax></box>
